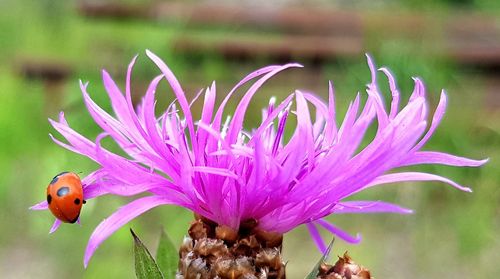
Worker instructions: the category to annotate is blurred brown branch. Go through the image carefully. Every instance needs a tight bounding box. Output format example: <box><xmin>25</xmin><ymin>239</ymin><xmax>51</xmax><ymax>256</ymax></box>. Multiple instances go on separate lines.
<box><xmin>77</xmin><ymin>1</ymin><xmax>500</xmax><ymax>68</ymax></box>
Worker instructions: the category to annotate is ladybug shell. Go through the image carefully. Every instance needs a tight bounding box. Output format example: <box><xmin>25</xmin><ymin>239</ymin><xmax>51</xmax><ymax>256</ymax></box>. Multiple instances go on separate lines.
<box><xmin>46</xmin><ymin>172</ymin><xmax>84</xmax><ymax>223</ymax></box>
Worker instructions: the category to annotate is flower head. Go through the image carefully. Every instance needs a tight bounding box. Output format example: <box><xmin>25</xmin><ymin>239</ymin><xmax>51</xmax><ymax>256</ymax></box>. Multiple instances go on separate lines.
<box><xmin>31</xmin><ymin>51</ymin><xmax>486</xmax><ymax>267</ymax></box>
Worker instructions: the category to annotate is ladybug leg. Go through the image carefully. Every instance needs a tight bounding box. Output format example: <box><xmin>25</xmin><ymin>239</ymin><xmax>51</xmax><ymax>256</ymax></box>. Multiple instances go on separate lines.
<box><xmin>83</xmin><ymin>200</ymin><xmax>87</xmax><ymax>204</ymax></box>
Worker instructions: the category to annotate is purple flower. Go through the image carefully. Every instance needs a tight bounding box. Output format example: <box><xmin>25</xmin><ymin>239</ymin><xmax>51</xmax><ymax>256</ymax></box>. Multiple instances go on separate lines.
<box><xmin>31</xmin><ymin>51</ymin><xmax>486</xmax><ymax>267</ymax></box>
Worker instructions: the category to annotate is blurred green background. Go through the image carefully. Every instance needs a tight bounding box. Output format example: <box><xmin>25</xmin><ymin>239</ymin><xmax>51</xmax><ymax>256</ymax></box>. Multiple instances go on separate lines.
<box><xmin>0</xmin><ymin>0</ymin><xmax>498</xmax><ymax>278</ymax></box>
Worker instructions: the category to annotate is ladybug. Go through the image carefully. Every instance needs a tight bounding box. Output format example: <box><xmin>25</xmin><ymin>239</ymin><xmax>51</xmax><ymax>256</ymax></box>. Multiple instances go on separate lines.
<box><xmin>46</xmin><ymin>171</ymin><xmax>86</xmax><ymax>223</ymax></box>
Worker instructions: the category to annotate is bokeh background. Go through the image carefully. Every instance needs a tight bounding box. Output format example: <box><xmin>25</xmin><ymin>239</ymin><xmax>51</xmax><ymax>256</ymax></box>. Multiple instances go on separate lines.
<box><xmin>1</xmin><ymin>0</ymin><xmax>499</xmax><ymax>278</ymax></box>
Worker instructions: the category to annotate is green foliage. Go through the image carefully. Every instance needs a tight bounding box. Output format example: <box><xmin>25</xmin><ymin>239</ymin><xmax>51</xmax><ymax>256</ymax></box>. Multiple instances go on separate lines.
<box><xmin>131</xmin><ymin>229</ymin><xmax>164</xmax><ymax>279</ymax></box>
<box><xmin>304</xmin><ymin>238</ymin><xmax>335</xmax><ymax>279</ymax></box>
<box><xmin>156</xmin><ymin>229</ymin><xmax>178</xmax><ymax>278</ymax></box>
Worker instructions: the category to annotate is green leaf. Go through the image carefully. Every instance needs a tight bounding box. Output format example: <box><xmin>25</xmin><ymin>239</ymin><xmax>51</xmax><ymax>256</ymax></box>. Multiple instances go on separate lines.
<box><xmin>156</xmin><ymin>228</ymin><xmax>178</xmax><ymax>278</ymax></box>
<box><xmin>304</xmin><ymin>238</ymin><xmax>335</xmax><ymax>279</ymax></box>
<box><xmin>131</xmin><ymin>229</ymin><xmax>164</xmax><ymax>279</ymax></box>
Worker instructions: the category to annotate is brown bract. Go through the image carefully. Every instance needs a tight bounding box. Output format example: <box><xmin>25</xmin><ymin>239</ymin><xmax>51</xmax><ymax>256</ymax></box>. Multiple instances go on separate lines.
<box><xmin>177</xmin><ymin>216</ymin><xmax>286</xmax><ymax>278</ymax></box>
<box><xmin>317</xmin><ymin>252</ymin><xmax>371</xmax><ymax>279</ymax></box>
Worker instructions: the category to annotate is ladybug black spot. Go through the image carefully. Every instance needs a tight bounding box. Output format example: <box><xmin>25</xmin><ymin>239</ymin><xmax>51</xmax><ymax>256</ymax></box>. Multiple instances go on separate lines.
<box><xmin>47</xmin><ymin>194</ymin><xmax>52</xmax><ymax>204</ymax></box>
<box><xmin>57</xmin><ymin>186</ymin><xmax>70</xmax><ymax>197</ymax></box>
<box><xmin>74</xmin><ymin>198</ymin><xmax>80</xmax><ymax>205</ymax></box>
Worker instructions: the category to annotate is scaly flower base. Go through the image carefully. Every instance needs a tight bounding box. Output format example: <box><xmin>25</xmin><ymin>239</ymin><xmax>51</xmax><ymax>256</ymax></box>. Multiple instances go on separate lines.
<box><xmin>317</xmin><ymin>252</ymin><xmax>371</xmax><ymax>279</ymax></box>
<box><xmin>177</xmin><ymin>215</ymin><xmax>286</xmax><ymax>278</ymax></box>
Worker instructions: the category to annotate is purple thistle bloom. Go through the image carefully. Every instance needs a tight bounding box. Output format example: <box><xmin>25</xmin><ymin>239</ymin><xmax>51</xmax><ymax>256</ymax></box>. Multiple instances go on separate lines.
<box><xmin>31</xmin><ymin>51</ymin><xmax>486</xmax><ymax>267</ymax></box>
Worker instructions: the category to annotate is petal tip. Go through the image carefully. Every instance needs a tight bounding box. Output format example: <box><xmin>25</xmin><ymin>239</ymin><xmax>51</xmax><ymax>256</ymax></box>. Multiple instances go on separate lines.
<box><xmin>352</xmin><ymin>233</ymin><xmax>362</xmax><ymax>244</ymax></box>
<box><xmin>145</xmin><ymin>49</ymin><xmax>156</xmax><ymax>59</ymax></box>
<box><xmin>29</xmin><ymin>205</ymin><xmax>41</xmax><ymax>211</ymax></box>
<box><xmin>402</xmin><ymin>209</ymin><xmax>414</xmax><ymax>214</ymax></box>
<box><xmin>83</xmin><ymin>248</ymin><xmax>93</xmax><ymax>268</ymax></box>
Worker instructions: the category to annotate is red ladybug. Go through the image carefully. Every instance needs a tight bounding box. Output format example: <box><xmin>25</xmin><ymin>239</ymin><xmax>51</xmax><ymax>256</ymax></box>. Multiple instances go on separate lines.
<box><xmin>46</xmin><ymin>172</ymin><xmax>86</xmax><ymax>223</ymax></box>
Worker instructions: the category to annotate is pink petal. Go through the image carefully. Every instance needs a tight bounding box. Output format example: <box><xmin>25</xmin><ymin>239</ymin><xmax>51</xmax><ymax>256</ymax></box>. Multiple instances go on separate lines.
<box><xmin>400</xmin><ymin>151</ymin><xmax>488</xmax><ymax>167</ymax></box>
<box><xmin>315</xmin><ymin>219</ymin><xmax>362</xmax><ymax>244</ymax></box>
<box><xmin>306</xmin><ymin>222</ymin><xmax>327</xmax><ymax>254</ymax></box>
<box><xmin>225</xmin><ymin>63</ymin><xmax>303</xmax><ymax>145</ymax></box>
<box><xmin>364</xmin><ymin>172</ymin><xmax>472</xmax><ymax>192</ymax></box>
<box><xmin>84</xmin><ymin>196</ymin><xmax>174</xmax><ymax>267</ymax></box>
<box><xmin>212</xmin><ymin>65</ymin><xmax>283</xmax><ymax>133</ymax></box>
<box><xmin>379</xmin><ymin>67</ymin><xmax>400</xmax><ymax>119</ymax></box>
<box><xmin>325</xmin><ymin>81</ymin><xmax>338</xmax><ymax>143</ymax></box>
<box><xmin>192</xmin><ymin>166</ymin><xmax>238</xmax><ymax>179</ymax></box>
<box><xmin>412</xmin><ymin>90</ymin><xmax>447</xmax><ymax>151</ymax></box>
<box><xmin>248</xmin><ymin>94</ymin><xmax>294</xmax><ymax>145</ymax></box>
<box><xmin>334</xmin><ymin>201</ymin><xmax>413</xmax><ymax>214</ymax></box>
<box><xmin>49</xmin><ymin>219</ymin><xmax>62</xmax><ymax>234</ymax></box>
<box><xmin>102</xmin><ymin>58</ymin><xmax>136</xmax><ymax>128</ymax></box>
<box><xmin>30</xmin><ymin>200</ymin><xmax>48</xmax><ymax>211</ymax></box>
<box><xmin>81</xmin><ymin>81</ymin><xmax>129</xmax><ymax>146</ymax></box>
<box><xmin>146</xmin><ymin>50</ymin><xmax>197</xmax><ymax>154</ymax></box>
